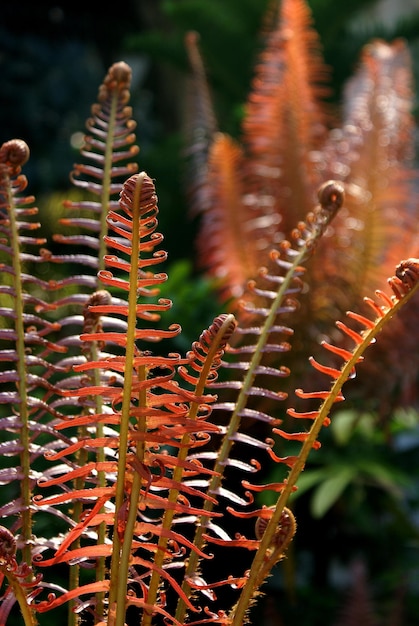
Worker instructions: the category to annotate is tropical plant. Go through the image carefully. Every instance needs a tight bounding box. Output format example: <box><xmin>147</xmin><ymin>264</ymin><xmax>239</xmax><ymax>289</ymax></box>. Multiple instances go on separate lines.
<box><xmin>0</xmin><ymin>1</ymin><xmax>419</xmax><ymax>626</ymax></box>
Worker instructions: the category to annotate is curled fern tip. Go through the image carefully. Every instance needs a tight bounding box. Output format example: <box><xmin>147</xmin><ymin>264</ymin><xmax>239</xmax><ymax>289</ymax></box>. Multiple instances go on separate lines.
<box><xmin>0</xmin><ymin>139</ymin><xmax>30</xmax><ymax>173</ymax></box>
<box><xmin>389</xmin><ymin>258</ymin><xmax>419</xmax><ymax>299</ymax></box>
<box><xmin>317</xmin><ymin>179</ymin><xmax>345</xmax><ymax>214</ymax></box>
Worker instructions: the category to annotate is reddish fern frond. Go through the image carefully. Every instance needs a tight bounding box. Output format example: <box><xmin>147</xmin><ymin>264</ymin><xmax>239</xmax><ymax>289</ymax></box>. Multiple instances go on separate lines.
<box><xmin>316</xmin><ymin>39</ymin><xmax>418</xmax><ymax>313</ymax></box>
<box><xmin>139</xmin><ymin>313</ymin><xmax>237</xmax><ymax>625</ymax></box>
<box><xmin>0</xmin><ymin>140</ymin><xmax>67</xmax><ymax>563</ymax></box>
<box><xmin>201</xmin><ymin>182</ymin><xmax>344</xmax><ymax>490</ymax></box>
<box><xmin>241</xmin><ymin>0</ymin><xmax>332</xmax><ymax>237</ymax></box>
<box><xmin>183</xmin><ymin>31</ymin><xmax>218</xmax><ymax>218</ymax></box>
<box><xmin>283</xmin><ymin>258</ymin><xmax>419</xmax><ymax>447</ymax></box>
<box><xmin>35</xmin><ymin>175</ymin><xmax>238</xmax><ymax>624</ymax></box>
<box><xmin>230</xmin><ymin>259</ymin><xmax>419</xmax><ymax>625</ymax></box>
<box><xmin>218</xmin><ymin>179</ymin><xmax>344</xmax><ymax>408</ymax></box>
<box><xmin>174</xmin><ymin>181</ymin><xmax>344</xmax><ymax>625</ymax></box>
<box><xmin>49</xmin><ymin>61</ymin><xmax>139</xmax><ymax>298</ymax></box>
<box><xmin>192</xmin><ymin>0</ymin><xmax>334</xmax><ymax>304</ymax></box>
<box><xmin>195</xmin><ymin>133</ymin><xmax>260</xmax><ymax>301</ymax></box>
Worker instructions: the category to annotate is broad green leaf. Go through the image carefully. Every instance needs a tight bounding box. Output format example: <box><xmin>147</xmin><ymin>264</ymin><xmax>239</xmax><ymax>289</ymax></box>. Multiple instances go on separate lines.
<box><xmin>311</xmin><ymin>466</ymin><xmax>357</xmax><ymax>518</ymax></box>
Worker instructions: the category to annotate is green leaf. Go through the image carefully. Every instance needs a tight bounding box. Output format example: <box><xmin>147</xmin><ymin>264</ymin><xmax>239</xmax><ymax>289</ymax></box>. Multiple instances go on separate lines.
<box><xmin>311</xmin><ymin>466</ymin><xmax>357</xmax><ymax>518</ymax></box>
<box><xmin>330</xmin><ymin>410</ymin><xmax>359</xmax><ymax>445</ymax></box>
<box><xmin>356</xmin><ymin>459</ymin><xmax>409</xmax><ymax>497</ymax></box>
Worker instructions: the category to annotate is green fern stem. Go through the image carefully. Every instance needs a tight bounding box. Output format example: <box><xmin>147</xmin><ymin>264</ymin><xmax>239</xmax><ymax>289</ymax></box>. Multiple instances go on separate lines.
<box><xmin>92</xmin><ymin>342</ymin><xmax>107</xmax><ymax>621</ymax></box>
<box><xmin>0</xmin><ymin>563</ymin><xmax>38</xmax><ymax>626</ymax></box>
<box><xmin>67</xmin><ymin>434</ymin><xmax>87</xmax><ymax>626</ymax></box>
<box><xmin>230</xmin><ymin>276</ymin><xmax>419</xmax><ymax>625</ymax></box>
<box><xmin>68</xmin><ymin>341</ymin><xmax>107</xmax><ymax>625</ymax></box>
<box><xmin>7</xmin><ymin>183</ymin><xmax>33</xmax><ymax>568</ymax></box>
<box><xmin>142</xmin><ymin>314</ymin><xmax>236</xmax><ymax>626</ymax></box>
<box><xmin>98</xmin><ymin>91</ymin><xmax>118</xmax><ymax>274</ymax></box>
<box><xmin>108</xmin><ymin>173</ymin><xmax>145</xmax><ymax>626</ymax></box>
<box><xmin>114</xmin><ymin>363</ymin><xmax>147</xmax><ymax>626</ymax></box>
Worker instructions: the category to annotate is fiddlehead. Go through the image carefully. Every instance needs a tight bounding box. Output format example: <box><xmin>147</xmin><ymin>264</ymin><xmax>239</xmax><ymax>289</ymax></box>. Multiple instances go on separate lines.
<box><xmin>0</xmin><ymin>526</ymin><xmax>39</xmax><ymax>626</ymax></box>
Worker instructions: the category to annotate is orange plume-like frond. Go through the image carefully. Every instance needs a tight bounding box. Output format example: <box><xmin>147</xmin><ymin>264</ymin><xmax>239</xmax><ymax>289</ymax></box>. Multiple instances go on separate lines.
<box><xmin>242</xmin><ymin>0</ymin><xmax>332</xmax><ymax>236</ymax></box>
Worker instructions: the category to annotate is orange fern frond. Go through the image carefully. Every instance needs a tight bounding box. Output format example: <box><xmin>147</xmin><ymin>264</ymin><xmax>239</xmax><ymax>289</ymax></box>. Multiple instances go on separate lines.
<box><xmin>195</xmin><ymin>132</ymin><xmax>262</xmax><ymax>301</ymax></box>
<box><xmin>173</xmin><ymin>181</ymin><xmax>344</xmax><ymax>625</ymax></box>
<box><xmin>183</xmin><ymin>31</ymin><xmax>218</xmax><ymax>218</ymax></box>
<box><xmin>241</xmin><ymin>0</ymin><xmax>332</xmax><ymax>236</ymax></box>
<box><xmin>285</xmin><ymin>258</ymin><xmax>419</xmax><ymax>430</ymax></box>
<box><xmin>48</xmin><ymin>61</ymin><xmax>139</xmax><ymax>298</ymax></box>
<box><xmin>229</xmin><ymin>258</ymin><xmax>419</xmax><ymax>625</ymax></box>
<box><xmin>192</xmin><ymin>0</ymin><xmax>334</xmax><ymax>305</ymax></box>
<box><xmin>315</xmin><ymin>39</ymin><xmax>418</xmax><ymax>312</ymax></box>
<box><xmin>34</xmin><ymin>173</ymin><xmax>240</xmax><ymax>623</ymax></box>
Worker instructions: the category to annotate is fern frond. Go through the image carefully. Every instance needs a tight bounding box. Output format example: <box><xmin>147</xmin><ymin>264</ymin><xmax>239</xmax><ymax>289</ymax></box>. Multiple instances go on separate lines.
<box><xmin>142</xmin><ymin>312</ymin><xmax>237</xmax><ymax>626</ymax></box>
<box><xmin>192</xmin><ymin>0</ymin><xmax>334</xmax><ymax>305</ymax></box>
<box><xmin>241</xmin><ymin>0</ymin><xmax>332</xmax><ymax>237</ymax></box>
<box><xmin>229</xmin><ymin>258</ymin><xmax>419</xmax><ymax>625</ymax></box>
<box><xmin>48</xmin><ymin>61</ymin><xmax>139</xmax><ymax>297</ymax></box>
<box><xmin>174</xmin><ymin>180</ymin><xmax>344</xmax><ymax>624</ymax></box>
<box><xmin>34</xmin><ymin>173</ymin><xmax>236</xmax><ymax>625</ymax></box>
<box><xmin>195</xmin><ymin>132</ymin><xmax>262</xmax><ymax>301</ymax></box>
<box><xmin>315</xmin><ymin>38</ymin><xmax>417</xmax><ymax>313</ymax></box>
<box><xmin>32</xmin><ymin>67</ymin><xmax>142</xmax><ymax>616</ymax></box>
<box><xmin>183</xmin><ymin>31</ymin><xmax>218</xmax><ymax>218</ymax></box>
<box><xmin>0</xmin><ymin>140</ymin><xmax>68</xmax><ymax>564</ymax></box>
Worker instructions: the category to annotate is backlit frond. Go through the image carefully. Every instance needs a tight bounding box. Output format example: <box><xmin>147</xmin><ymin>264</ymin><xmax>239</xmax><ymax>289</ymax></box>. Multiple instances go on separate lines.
<box><xmin>315</xmin><ymin>39</ymin><xmax>418</xmax><ymax>311</ymax></box>
<box><xmin>241</xmin><ymin>0</ymin><xmax>331</xmax><ymax>236</ymax></box>
<box><xmin>49</xmin><ymin>61</ymin><xmax>139</xmax><ymax>297</ymax></box>
<box><xmin>34</xmin><ymin>173</ymin><xmax>238</xmax><ymax>624</ymax></box>
<box><xmin>229</xmin><ymin>259</ymin><xmax>419</xmax><ymax>625</ymax></box>
<box><xmin>0</xmin><ymin>140</ymin><xmax>65</xmax><ymax>565</ymax></box>
<box><xmin>195</xmin><ymin>133</ymin><xmax>258</xmax><ymax>301</ymax></box>
<box><xmin>174</xmin><ymin>180</ymin><xmax>344</xmax><ymax>625</ymax></box>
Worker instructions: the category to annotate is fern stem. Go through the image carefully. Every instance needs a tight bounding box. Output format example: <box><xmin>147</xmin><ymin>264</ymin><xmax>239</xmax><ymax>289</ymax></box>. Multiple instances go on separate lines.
<box><xmin>230</xmin><ymin>279</ymin><xmax>419</xmax><ymax>625</ymax></box>
<box><xmin>68</xmin><ymin>434</ymin><xmax>87</xmax><ymax>626</ymax></box>
<box><xmin>143</xmin><ymin>314</ymin><xmax>235</xmax><ymax>626</ymax></box>
<box><xmin>98</xmin><ymin>90</ymin><xmax>118</xmax><ymax>274</ymax></box>
<box><xmin>7</xmin><ymin>183</ymin><xmax>32</xmax><ymax>567</ymax></box>
<box><xmin>115</xmin><ymin>363</ymin><xmax>147</xmax><ymax>625</ymax></box>
<box><xmin>67</xmin><ymin>340</ymin><xmax>107</xmax><ymax>625</ymax></box>
<box><xmin>92</xmin><ymin>341</ymin><xmax>107</xmax><ymax>621</ymax></box>
<box><xmin>108</xmin><ymin>173</ymin><xmax>145</xmax><ymax>625</ymax></box>
<box><xmin>0</xmin><ymin>565</ymin><xmax>38</xmax><ymax>626</ymax></box>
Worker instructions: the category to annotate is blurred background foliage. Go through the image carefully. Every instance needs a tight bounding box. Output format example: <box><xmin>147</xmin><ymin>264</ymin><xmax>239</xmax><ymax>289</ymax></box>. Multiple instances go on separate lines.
<box><xmin>2</xmin><ymin>1</ymin><xmax>419</xmax><ymax>624</ymax></box>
